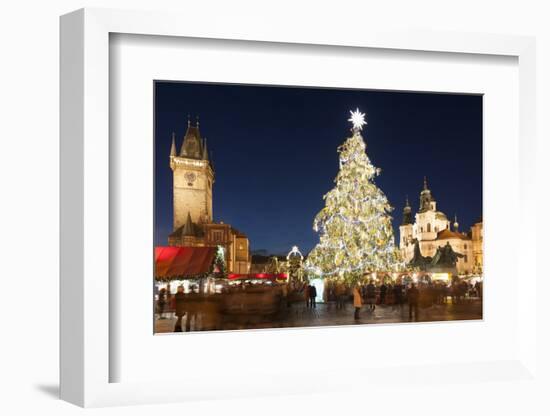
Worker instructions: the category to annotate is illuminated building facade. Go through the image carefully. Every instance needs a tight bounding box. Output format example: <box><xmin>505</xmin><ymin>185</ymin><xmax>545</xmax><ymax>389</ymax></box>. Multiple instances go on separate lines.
<box><xmin>399</xmin><ymin>178</ymin><xmax>483</xmax><ymax>275</ymax></box>
<box><xmin>168</xmin><ymin>119</ymin><xmax>251</xmax><ymax>273</ymax></box>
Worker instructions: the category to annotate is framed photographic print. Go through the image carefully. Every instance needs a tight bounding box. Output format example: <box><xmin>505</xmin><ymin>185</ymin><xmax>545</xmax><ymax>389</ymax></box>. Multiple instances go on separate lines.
<box><xmin>152</xmin><ymin>81</ymin><xmax>483</xmax><ymax>335</ymax></box>
<box><xmin>60</xmin><ymin>8</ymin><xmax>538</xmax><ymax>408</ymax></box>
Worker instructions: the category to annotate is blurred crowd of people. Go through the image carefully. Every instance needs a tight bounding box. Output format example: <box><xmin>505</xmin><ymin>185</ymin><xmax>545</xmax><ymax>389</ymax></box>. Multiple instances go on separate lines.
<box><xmin>155</xmin><ymin>277</ymin><xmax>483</xmax><ymax>331</ymax></box>
<box><xmin>328</xmin><ymin>278</ymin><xmax>483</xmax><ymax>321</ymax></box>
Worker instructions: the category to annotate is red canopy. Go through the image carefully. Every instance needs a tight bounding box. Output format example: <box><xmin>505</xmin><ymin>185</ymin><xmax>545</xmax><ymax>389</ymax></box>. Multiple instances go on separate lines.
<box><xmin>155</xmin><ymin>246</ymin><xmax>217</xmax><ymax>278</ymax></box>
<box><xmin>227</xmin><ymin>273</ymin><xmax>288</xmax><ymax>280</ymax></box>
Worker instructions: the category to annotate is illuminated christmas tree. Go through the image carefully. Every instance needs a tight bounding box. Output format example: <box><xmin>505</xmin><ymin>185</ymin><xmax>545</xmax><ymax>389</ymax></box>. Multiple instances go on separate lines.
<box><xmin>211</xmin><ymin>245</ymin><xmax>227</xmax><ymax>276</ymax></box>
<box><xmin>306</xmin><ymin>109</ymin><xmax>402</xmax><ymax>280</ymax></box>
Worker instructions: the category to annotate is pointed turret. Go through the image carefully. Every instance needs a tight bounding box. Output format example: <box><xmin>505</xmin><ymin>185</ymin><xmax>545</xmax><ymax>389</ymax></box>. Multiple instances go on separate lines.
<box><xmin>180</xmin><ymin>118</ymin><xmax>203</xmax><ymax>159</ymax></box>
<box><xmin>182</xmin><ymin>212</ymin><xmax>195</xmax><ymax>237</ymax></box>
<box><xmin>453</xmin><ymin>214</ymin><xmax>459</xmax><ymax>232</ymax></box>
<box><xmin>419</xmin><ymin>176</ymin><xmax>436</xmax><ymax>213</ymax></box>
<box><xmin>402</xmin><ymin>195</ymin><xmax>413</xmax><ymax>225</ymax></box>
<box><xmin>170</xmin><ymin>132</ymin><xmax>176</xmax><ymax>157</ymax></box>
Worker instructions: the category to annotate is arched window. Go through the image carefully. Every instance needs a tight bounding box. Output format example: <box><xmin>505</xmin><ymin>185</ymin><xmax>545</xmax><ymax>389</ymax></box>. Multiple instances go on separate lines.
<box><xmin>427</xmin><ymin>223</ymin><xmax>431</xmax><ymax>232</ymax></box>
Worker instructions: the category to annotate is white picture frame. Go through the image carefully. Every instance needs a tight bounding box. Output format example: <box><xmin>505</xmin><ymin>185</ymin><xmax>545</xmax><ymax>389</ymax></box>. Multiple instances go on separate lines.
<box><xmin>60</xmin><ymin>8</ymin><xmax>537</xmax><ymax>408</ymax></box>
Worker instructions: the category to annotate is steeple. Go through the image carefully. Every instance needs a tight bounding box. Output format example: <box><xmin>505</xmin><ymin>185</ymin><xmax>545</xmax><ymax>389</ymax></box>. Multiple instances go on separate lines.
<box><xmin>453</xmin><ymin>214</ymin><xmax>459</xmax><ymax>232</ymax></box>
<box><xmin>170</xmin><ymin>117</ymin><xmax>215</xmax><ymax>231</ymax></box>
<box><xmin>402</xmin><ymin>195</ymin><xmax>413</xmax><ymax>225</ymax></box>
<box><xmin>180</xmin><ymin>118</ymin><xmax>203</xmax><ymax>159</ymax></box>
<box><xmin>182</xmin><ymin>212</ymin><xmax>195</xmax><ymax>236</ymax></box>
<box><xmin>419</xmin><ymin>176</ymin><xmax>435</xmax><ymax>213</ymax></box>
<box><xmin>170</xmin><ymin>132</ymin><xmax>176</xmax><ymax>157</ymax></box>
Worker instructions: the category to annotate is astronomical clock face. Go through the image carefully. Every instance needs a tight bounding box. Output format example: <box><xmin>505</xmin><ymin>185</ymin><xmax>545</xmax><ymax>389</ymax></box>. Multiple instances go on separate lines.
<box><xmin>184</xmin><ymin>172</ymin><xmax>197</xmax><ymax>186</ymax></box>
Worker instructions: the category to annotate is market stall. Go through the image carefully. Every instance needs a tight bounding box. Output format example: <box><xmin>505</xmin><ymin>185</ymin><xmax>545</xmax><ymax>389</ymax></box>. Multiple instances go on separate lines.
<box><xmin>155</xmin><ymin>246</ymin><xmax>217</xmax><ymax>278</ymax></box>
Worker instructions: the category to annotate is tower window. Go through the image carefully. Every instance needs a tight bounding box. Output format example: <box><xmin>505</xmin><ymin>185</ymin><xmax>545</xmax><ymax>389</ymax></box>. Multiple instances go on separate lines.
<box><xmin>212</xmin><ymin>231</ymin><xmax>223</xmax><ymax>242</ymax></box>
<box><xmin>427</xmin><ymin>223</ymin><xmax>431</xmax><ymax>232</ymax></box>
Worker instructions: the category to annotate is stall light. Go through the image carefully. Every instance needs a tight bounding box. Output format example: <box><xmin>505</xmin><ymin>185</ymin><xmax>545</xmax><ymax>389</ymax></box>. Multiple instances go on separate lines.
<box><xmin>431</xmin><ymin>272</ymin><xmax>450</xmax><ymax>282</ymax></box>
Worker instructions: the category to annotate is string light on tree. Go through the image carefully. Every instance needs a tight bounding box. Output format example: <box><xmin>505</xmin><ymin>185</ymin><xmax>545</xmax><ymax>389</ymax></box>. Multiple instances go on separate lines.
<box><xmin>211</xmin><ymin>245</ymin><xmax>227</xmax><ymax>275</ymax></box>
<box><xmin>305</xmin><ymin>109</ymin><xmax>403</xmax><ymax>281</ymax></box>
<box><xmin>286</xmin><ymin>245</ymin><xmax>304</xmax><ymax>282</ymax></box>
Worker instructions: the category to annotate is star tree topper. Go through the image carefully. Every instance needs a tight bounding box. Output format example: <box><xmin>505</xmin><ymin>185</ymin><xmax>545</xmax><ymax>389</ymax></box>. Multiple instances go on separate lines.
<box><xmin>348</xmin><ymin>108</ymin><xmax>367</xmax><ymax>132</ymax></box>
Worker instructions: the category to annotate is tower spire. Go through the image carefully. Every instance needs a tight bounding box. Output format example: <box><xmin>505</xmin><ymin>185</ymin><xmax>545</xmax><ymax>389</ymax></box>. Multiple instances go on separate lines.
<box><xmin>453</xmin><ymin>214</ymin><xmax>459</xmax><ymax>231</ymax></box>
<box><xmin>180</xmin><ymin>115</ymin><xmax>203</xmax><ymax>158</ymax></box>
<box><xmin>182</xmin><ymin>212</ymin><xmax>195</xmax><ymax>236</ymax></box>
<box><xmin>402</xmin><ymin>195</ymin><xmax>413</xmax><ymax>225</ymax></box>
<box><xmin>419</xmin><ymin>176</ymin><xmax>435</xmax><ymax>213</ymax></box>
<box><xmin>170</xmin><ymin>132</ymin><xmax>176</xmax><ymax>156</ymax></box>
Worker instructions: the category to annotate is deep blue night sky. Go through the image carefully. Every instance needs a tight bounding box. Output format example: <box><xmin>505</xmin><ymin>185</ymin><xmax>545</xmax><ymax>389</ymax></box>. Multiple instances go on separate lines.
<box><xmin>154</xmin><ymin>82</ymin><xmax>482</xmax><ymax>255</ymax></box>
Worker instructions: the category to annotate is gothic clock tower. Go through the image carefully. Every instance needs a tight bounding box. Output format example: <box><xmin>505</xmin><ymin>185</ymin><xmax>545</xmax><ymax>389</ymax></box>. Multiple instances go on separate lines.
<box><xmin>169</xmin><ymin>118</ymin><xmax>214</xmax><ymax>230</ymax></box>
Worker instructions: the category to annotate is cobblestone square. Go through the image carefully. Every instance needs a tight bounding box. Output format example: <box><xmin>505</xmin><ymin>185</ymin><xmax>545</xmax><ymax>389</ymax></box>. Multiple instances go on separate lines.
<box><xmin>155</xmin><ymin>299</ymin><xmax>482</xmax><ymax>333</ymax></box>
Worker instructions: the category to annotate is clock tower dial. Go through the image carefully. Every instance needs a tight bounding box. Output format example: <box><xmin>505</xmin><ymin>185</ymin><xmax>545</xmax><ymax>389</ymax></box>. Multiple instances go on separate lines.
<box><xmin>184</xmin><ymin>171</ymin><xmax>197</xmax><ymax>186</ymax></box>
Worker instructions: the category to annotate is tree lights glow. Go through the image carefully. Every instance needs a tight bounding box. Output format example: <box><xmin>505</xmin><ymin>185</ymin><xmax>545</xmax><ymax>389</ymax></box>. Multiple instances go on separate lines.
<box><xmin>305</xmin><ymin>109</ymin><xmax>403</xmax><ymax>280</ymax></box>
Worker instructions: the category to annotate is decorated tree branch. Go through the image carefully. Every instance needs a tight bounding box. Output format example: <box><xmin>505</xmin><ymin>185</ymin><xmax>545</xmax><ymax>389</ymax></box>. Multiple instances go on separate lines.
<box><xmin>210</xmin><ymin>245</ymin><xmax>227</xmax><ymax>276</ymax></box>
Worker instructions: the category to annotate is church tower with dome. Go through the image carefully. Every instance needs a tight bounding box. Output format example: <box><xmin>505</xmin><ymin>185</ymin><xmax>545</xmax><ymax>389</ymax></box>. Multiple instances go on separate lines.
<box><xmin>399</xmin><ymin>178</ymin><xmax>483</xmax><ymax>275</ymax></box>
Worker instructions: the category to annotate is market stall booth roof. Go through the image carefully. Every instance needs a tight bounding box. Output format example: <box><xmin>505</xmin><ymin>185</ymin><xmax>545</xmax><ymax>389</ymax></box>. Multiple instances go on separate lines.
<box><xmin>155</xmin><ymin>246</ymin><xmax>216</xmax><ymax>278</ymax></box>
<box><xmin>227</xmin><ymin>273</ymin><xmax>288</xmax><ymax>280</ymax></box>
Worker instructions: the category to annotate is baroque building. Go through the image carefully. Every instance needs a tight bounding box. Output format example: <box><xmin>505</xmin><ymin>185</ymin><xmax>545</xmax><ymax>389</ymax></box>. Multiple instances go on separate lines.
<box><xmin>399</xmin><ymin>178</ymin><xmax>483</xmax><ymax>275</ymax></box>
<box><xmin>168</xmin><ymin>119</ymin><xmax>251</xmax><ymax>274</ymax></box>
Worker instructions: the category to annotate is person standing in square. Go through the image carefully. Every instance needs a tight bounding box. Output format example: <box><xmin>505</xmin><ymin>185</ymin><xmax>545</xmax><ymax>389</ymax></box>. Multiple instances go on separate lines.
<box><xmin>407</xmin><ymin>283</ymin><xmax>420</xmax><ymax>321</ymax></box>
<box><xmin>309</xmin><ymin>284</ymin><xmax>317</xmax><ymax>308</ymax></box>
<box><xmin>353</xmin><ymin>285</ymin><xmax>363</xmax><ymax>320</ymax></box>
